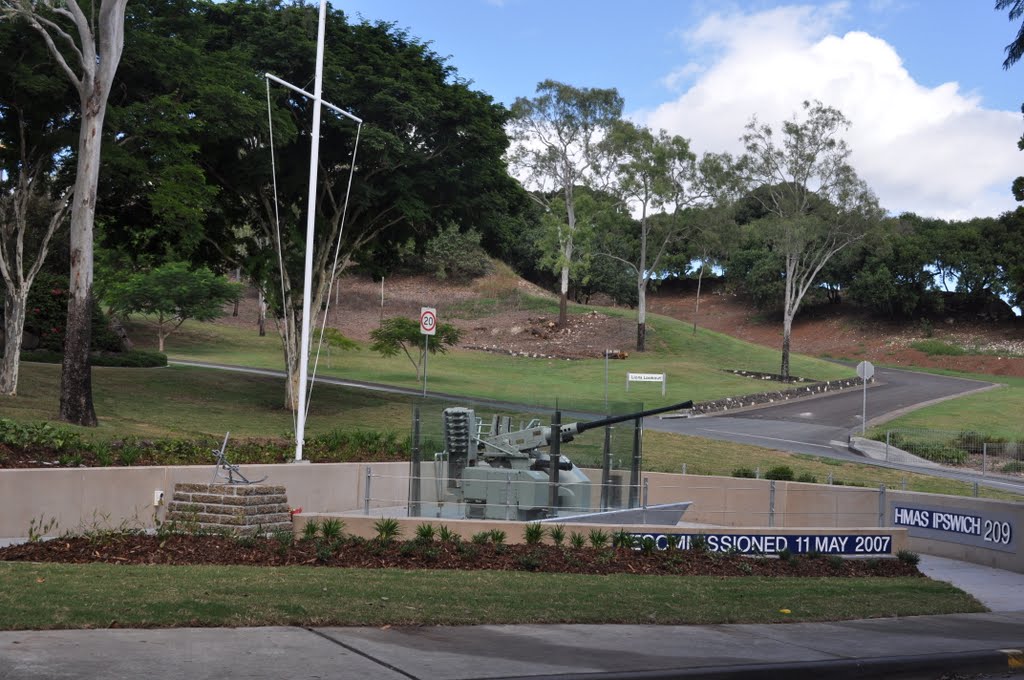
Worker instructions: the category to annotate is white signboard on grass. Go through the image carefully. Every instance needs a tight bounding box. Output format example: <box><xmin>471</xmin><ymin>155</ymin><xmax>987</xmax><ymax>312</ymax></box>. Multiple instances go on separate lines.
<box><xmin>626</xmin><ymin>372</ymin><xmax>666</xmax><ymax>396</ymax></box>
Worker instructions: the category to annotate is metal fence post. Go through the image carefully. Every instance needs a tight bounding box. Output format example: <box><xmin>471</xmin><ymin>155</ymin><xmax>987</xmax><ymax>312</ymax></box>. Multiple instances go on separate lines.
<box><xmin>409</xmin><ymin>406</ymin><xmax>421</xmax><ymax>518</ymax></box>
<box><xmin>885</xmin><ymin>431</ymin><xmax>890</xmax><ymax>461</ymax></box>
<box><xmin>548</xmin><ymin>410</ymin><xmax>561</xmax><ymax>515</ymax></box>
<box><xmin>878</xmin><ymin>484</ymin><xmax>886</xmax><ymax>527</ymax></box>
<box><xmin>364</xmin><ymin>466</ymin><xmax>372</xmax><ymax>515</ymax></box>
<box><xmin>974</xmin><ymin>482</ymin><xmax>980</xmax><ymax>498</ymax></box>
<box><xmin>681</xmin><ymin>463</ymin><xmax>687</xmax><ymax>475</ymax></box>
<box><xmin>505</xmin><ymin>472</ymin><xmax>513</xmax><ymax>521</ymax></box>
<box><xmin>642</xmin><ymin>478</ymin><xmax>649</xmax><ymax>524</ymax></box>
<box><xmin>827</xmin><ymin>472</ymin><xmax>833</xmax><ymax>485</ymax></box>
<box><xmin>600</xmin><ymin>424</ymin><xmax>612</xmax><ymax>511</ymax></box>
<box><xmin>768</xmin><ymin>481</ymin><xmax>776</xmax><ymax>528</ymax></box>
<box><xmin>628</xmin><ymin>417</ymin><xmax>642</xmax><ymax>508</ymax></box>
<box><xmin>983</xmin><ymin>442</ymin><xmax>988</xmax><ymax>477</ymax></box>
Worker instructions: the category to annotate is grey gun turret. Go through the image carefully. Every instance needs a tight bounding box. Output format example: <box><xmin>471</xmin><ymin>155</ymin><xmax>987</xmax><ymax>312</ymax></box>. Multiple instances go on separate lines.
<box><xmin>440</xmin><ymin>400</ymin><xmax>693</xmax><ymax>521</ymax></box>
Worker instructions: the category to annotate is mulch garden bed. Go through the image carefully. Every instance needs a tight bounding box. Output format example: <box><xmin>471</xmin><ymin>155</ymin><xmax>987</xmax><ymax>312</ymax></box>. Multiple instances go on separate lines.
<box><xmin>0</xmin><ymin>534</ymin><xmax>922</xmax><ymax>578</ymax></box>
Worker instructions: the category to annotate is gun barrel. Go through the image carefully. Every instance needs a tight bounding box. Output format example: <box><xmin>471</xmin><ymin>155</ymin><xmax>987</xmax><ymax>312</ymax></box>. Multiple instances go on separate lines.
<box><xmin>573</xmin><ymin>400</ymin><xmax>693</xmax><ymax>434</ymax></box>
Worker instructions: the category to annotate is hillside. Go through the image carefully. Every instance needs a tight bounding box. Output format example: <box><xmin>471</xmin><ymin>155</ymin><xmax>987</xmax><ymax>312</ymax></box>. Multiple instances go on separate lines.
<box><xmin>218</xmin><ymin>269</ymin><xmax>1024</xmax><ymax>378</ymax></box>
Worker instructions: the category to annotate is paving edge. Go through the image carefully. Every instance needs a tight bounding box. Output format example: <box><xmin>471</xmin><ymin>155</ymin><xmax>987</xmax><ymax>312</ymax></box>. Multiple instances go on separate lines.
<box><xmin>482</xmin><ymin>647</ymin><xmax>1024</xmax><ymax>680</ymax></box>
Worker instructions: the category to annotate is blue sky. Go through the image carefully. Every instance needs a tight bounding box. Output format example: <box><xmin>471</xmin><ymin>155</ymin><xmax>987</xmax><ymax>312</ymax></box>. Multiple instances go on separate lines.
<box><xmin>340</xmin><ymin>1</ymin><xmax>1024</xmax><ymax>220</ymax></box>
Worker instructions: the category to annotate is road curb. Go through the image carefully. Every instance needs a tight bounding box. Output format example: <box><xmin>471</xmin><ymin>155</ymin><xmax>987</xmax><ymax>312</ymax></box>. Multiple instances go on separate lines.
<box><xmin>482</xmin><ymin>647</ymin><xmax>1024</xmax><ymax>680</ymax></box>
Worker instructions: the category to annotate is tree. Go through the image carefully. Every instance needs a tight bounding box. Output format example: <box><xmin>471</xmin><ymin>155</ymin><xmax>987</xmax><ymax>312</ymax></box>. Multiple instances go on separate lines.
<box><xmin>741</xmin><ymin>100</ymin><xmax>881</xmax><ymax>378</ymax></box>
<box><xmin>103</xmin><ymin>262</ymin><xmax>242</xmax><ymax>352</ymax></box>
<box><xmin>194</xmin><ymin>3</ymin><xmax>517</xmax><ymax>411</ymax></box>
<box><xmin>0</xmin><ymin>20</ymin><xmax>75</xmax><ymax>395</ymax></box>
<box><xmin>509</xmin><ymin>80</ymin><xmax>623</xmax><ymax>326</ymax></box>
<box><xmin>997</xmin><ymin>1</ymin><xmax>1024</xmax><ymax>200</ymax></box>
<box><xmin>602</xmin><ymin>121</ymin><xmax>738</xmax><ymax>350</ymax></box>
<box><xmin>369</xmin><ymin>316</ymin><xmax>460</xmax><ymax>381</ymax></box>
<box><xmin>2</xmin><ymin>0</ymin><xmax>129</xmax><ymax>425</ymax></box>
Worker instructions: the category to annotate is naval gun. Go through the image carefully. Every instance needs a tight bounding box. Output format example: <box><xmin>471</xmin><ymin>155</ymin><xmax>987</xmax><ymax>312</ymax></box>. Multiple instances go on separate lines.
<box><xmin>438</xmin><ymin>400</ymin><xmax>693</xmax><ymax>521</ymax></box>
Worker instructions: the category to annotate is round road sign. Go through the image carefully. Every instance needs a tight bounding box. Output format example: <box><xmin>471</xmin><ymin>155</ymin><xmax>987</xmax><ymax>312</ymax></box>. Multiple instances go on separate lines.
<box><xmin>420</xmin><ymin>307</ymin><xmax>437</xmax><ymax>335</ymax></box>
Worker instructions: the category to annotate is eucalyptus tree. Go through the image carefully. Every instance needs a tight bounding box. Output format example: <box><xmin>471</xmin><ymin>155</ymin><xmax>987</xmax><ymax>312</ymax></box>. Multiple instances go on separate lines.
<box><xmin>509</xmin><ymin>80</ymin><xmax>623</xmax><ymax>326</ymax></box>
<box><xmin>0</xmin><ymin>22</ymin><xmax>77</xmax><ymax>395</ymax></box>
<box><xmin>1</xmin><ymin>0</ymin><xmax>128</xmax><ymax>425</ymax></box>
<box><xmin>997</xmin><ymin>1</ymin><xmax>1024</xmax><ymax>200</ymax></box>
<box><xmin>741</xmin><ymin>100</ymin><xmax>881</xmax><ymax>378</ymax></box>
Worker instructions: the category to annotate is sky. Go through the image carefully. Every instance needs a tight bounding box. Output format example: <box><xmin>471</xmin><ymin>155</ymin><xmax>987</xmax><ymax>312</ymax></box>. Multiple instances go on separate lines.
<box><xmin>339</xmin><ymin>1</ymin><xmax>1024</xmax><ymax>221</ymax></box>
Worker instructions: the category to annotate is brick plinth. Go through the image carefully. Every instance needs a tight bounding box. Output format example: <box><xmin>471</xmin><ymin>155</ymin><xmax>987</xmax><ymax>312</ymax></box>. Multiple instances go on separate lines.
<box><xmin>166</xmin><ymin>483</ymin><xmax>292</xmax><ymax>536</ymax></box>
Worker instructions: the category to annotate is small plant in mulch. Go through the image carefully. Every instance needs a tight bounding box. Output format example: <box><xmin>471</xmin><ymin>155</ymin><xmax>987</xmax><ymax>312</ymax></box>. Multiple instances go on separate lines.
<box><xmin>0</xmin><ymin>531</ymin><xmax>924</xmax><ymax>579</ymax></box>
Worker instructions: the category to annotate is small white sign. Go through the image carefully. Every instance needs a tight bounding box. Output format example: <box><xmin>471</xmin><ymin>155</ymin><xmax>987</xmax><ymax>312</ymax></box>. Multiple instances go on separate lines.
<box><xmin>626</xmin><ymin>372</ymin><xmax>666</xmax><ymax>396</ymax></box>
<box><xmin>856</xmin><ymin>361</ymin><xmax>875</xmax><ymax>380</ymax></box>
<box><xmin>420</xmin><ymin>307</ymin><xmax>437</xmax><ymax>336</ymax></box>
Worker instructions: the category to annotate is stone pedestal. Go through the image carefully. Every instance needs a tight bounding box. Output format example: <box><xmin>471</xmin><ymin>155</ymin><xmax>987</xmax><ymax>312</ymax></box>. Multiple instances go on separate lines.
<box><xmin>166</xmin><ymin>483</ymin><xmax>291</xmax><ymax>536</ymax></box>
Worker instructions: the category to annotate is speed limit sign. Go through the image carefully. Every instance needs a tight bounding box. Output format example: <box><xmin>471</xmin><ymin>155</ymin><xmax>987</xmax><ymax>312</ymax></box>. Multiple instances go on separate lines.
<box><xmin>420</xmin><ymin>307</ymin><xmax>437</xmax><ymax>336</ymax></box>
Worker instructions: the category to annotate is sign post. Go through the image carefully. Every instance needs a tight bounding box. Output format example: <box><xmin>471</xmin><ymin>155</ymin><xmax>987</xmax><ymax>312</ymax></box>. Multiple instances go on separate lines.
<box><xmin>856</xmin><ymin>361</ymin><xmax>875</xmax><ymax>434</ymax></box>
<box><xmin>420</xmin><ymin>307</ymin><xmax>436</xmax><ymax>397</ymax></box>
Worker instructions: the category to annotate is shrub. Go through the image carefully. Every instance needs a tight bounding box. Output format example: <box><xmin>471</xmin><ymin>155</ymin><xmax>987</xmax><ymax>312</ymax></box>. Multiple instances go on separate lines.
<box><xmin>1000</xmin><ymin>461</ymin><xmax>1024</xmax><ymax>473</ymax></box>
<box><xmin>587</xmin><ymin>528</ymin><xmax>609</xmax><ymax>549</ymax></box>
<box><xmin>688</xmin><ymin>534</ymin><xmax>709</xmax><ymax>553</ymax></box>
<box><xmin>301</xmin><ymin>520</ymin><xmax>320</xmax><ymax>541</ymax></box>
<box><xmin>909</xmin><ymin>339</ymin><xmax>966</xmax><ymax>356</ymax></box>
<box><xmin>414</xmin><ymin>523</ymin><xmax>436</xmax><ymax>543</ymax></box>
<box><xmin>423</xmin><ymin>224</ymin><xmax>490</xmax><ymax>281</ymax></box>
<box><xmin>548</xmin><ymin>524</ymin><xmax>566</xmax><ymax>546</ymax></box>
<box><xmin>731</xmin><ymin>467</ymin><xmax>756</xmax><ymax>478</ymax></box>
<box><xmin>488</xmin><ymin>529</ymin><xmax>506</xmax><ymax>545</ymax></box>
<box><xmin>321</xmin><ymin>518</ymin><xmax>346</xmax><ymax>541</ymax></box>
<box><xmin>437</xmin><ymin>525</ymin><xmax>460</xmax><ymax>544</ymax></box>
<box><xmin>896</xmin><ymin>549</ymin><xmax>920</xmax><ymax>566</ymax></box>
<box><xmin>796</xmin><ymin>472</ymin><xmax>817</xmax><ymax>483</ymax></box>
<box><xmin>568</xmin><ymin>531</ymin><xmax>586</xmax><ymax>549</ymax></box>
<box><xmin>470</xmin><ymin>531</ymin><xmax>492</xmax><ymax>545</ymax></box>
<box><xmin>611</xmin><ymin>529</ymin><xmax>635</xmax><ymax>550</ymax></box>
<box><xmin>765</xmin><ymin>465</ymin><xmax>794</xmax><ymax>481</ymax></box>
<box><xmin>777</xmin><ymin>548</ymin><xmax>793</xmax><ymax>562</ymax></box>
<box><xmin>372</xmin><ymin>517</ymin><xmax>400</xmax><ymax>543</ymax></box>
<box><xmin>523</xmin><ymin>523</ymin><xmax>546</xmax><ymax>545</ymax></box>
<box><xmin>639</xmin><ymin>536</ymin><xmax>658</xmax><ymax>555</ymax></box>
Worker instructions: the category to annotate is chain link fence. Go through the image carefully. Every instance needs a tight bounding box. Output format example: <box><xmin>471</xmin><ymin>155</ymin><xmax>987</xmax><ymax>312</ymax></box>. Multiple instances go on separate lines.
<box><xmin>884</xmin><ymin>428</ymin><xmax>1024</xmax><ymax>476</ymax></box>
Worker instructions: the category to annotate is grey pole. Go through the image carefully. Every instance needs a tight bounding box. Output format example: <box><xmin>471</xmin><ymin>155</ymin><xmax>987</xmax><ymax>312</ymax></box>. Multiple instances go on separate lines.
<box><xmin>422</xmin><ymin>335</ymin><xmax>428</xmax><ymax>397</ymax></box>
<box><xmin>409</xmin><ymin>406</ymin><xmax>421</xmax><ymax>517</ymax></box>
<box><xmin>548</xmin><ymin>410</ymin><xmax>562</xmax><ymax>516</ymax></box>
<box><xmin>600</xmin><ymin>424</ymin><xmax>612</xmax><ymax>511</ymax></box>
<box><xmin>861</xmin><ymin>377</ymin><xmax>868</xmax><ymax>434</ymax></box>
<box><xmin>628</xmin><ymin>417</ymin><xmax>642</xmax><ymax>508</ymax></box>
<box><xmin>364</xmin><ymin>466</ymin><xmax>372</xmax><ymax>515</ymax></box>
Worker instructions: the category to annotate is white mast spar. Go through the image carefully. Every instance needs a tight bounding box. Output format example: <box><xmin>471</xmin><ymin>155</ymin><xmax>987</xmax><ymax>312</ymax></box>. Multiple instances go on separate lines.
<box><xmin>264</xmin><ymin>0</ymin><xmax>362</xmax><ymax>461</ymax></box>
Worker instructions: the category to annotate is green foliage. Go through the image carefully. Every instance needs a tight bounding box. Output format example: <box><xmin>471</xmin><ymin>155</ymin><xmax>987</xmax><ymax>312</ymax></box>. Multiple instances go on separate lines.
<box><xmin>372</xmin><ymin>518</ymin><xmax>400</xmax><ymax>544</ymax></box>
<box><xmin>103</xmin><ymin>262</ymin><xmax>242</xmax><ymax>351</ymax></box>
<box><xmin>1001</xmin><ymin>461</ymin><xmax>1024</xmax><ymax>473</ymax></box>
<box><xmin>523</xmin><ymin>523</ymin><xmax>546</xmax><ymax>545</ymax></box>
<box><xmin>731</xmin><ymin>467</ymin><xmax>757</xmax><ymax>478</ymax></box>
<box><xmin>301</xmin><ymin>520</ymin><xmax>320</xmax><ymax>541</ymax></box>
<box><xmin>470</xmin><ymin>531</ymin><xmax>492</xmax><ymax>545</ymax></box>
<box><xmin>414</xmin><ymin>524</ymin><xmax>436</xmax><ymax>543</ymax></box>
<box><xmin>910</xmin><ymin>340</ymin><xmax>966</xmax><ymax>356</ymax></box>
<box><xmin>423</xmin><ymin>225</ymin><xmax>490</xmax><ymax>281</ymax></box>
<box><xmin>0</xmin><ymin>419</ymin><xmax>82</xmax><ymax>451</ymax></box>
<box><xmin>369</xmin><ymin>317</ymin><xmax>462</xmax><ymax>379</ymax></box>
<box><xmin>689</xmin><ymin>534</ymin><xmax>709</xmax><ymax>553</ymax></box>
<box><xmin>587</xmin><ymin>528</ymin><xmax>610</xmax><ymax>549</ymax></box>
<box><xmin>828</xmin><ymin>555</ymin><xmax>845</xmax><ymax>569</ymax></box>
<box><xmin>896</xmin><ymin>549</ymin><xmax>920</xmax><ymax>566</ymax></box>
<box><xmin>568</xmin><ymin>531</ymin><xmax>587</xmax><ymax>549</ymax></box>
<box><xmin>488</xmin><ymin>529</ymin><xmax>507</xmax><ymax>545</ymax></box>
<box><xmin>796</xmin><ymin>472</ymin><xmax>817</xmax><ymax>484</ymax></box>
<box><xmin>611</xmin><ymin>529</ymin><xmax>635</xmax><ymax>550</ymax></box>
<box><xmin>639</xmin><ymin>536</ymin><xmax>658</xmax><ymax>555</ymax></box>
<box><xmin>548</xmin><ymin>524</ymin><xmax>566</xmax><ymax>546</ymax></box>
<box><xmin>765</xmin><ymin>465</ymin><xmax>795</xmax><ymax>481</ymax></box>
<box><xmin>777</xmin><ymin>548</ymin><xmax>793</xmax><ymax>563</ymax></box>
<box><xmin>437</xmin><ymin>525</ymin><xmax>460</xmax><ymax>544</ymax></box>
<box><xmin>320</xmin><ymin>518</ymin><xmax>346</xmax><ymax>542</ymax></box>
<box><xmin>26</xmin><ymin>515</ymin><xmax>58</xmax><ymax>543</ymax></box>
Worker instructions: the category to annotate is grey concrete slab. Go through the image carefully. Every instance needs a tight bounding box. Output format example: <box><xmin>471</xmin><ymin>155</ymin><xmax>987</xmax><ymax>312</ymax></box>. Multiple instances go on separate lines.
<box><xmin>918</xmin><ymin>554</ymin><xmax>1024</xmax><ymax>612</ymax></box>
<box><xmin>0</xmin><ymin>627</ymin><xmax>407</xmax><ymax>680</ymax></box>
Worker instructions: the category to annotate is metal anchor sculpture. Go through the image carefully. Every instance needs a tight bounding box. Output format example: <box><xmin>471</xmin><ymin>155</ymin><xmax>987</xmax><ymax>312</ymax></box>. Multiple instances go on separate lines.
<box><xmin>211</xmin><ymin>432</ymin><xmax>267</xmax><ymax>485</ymax></box>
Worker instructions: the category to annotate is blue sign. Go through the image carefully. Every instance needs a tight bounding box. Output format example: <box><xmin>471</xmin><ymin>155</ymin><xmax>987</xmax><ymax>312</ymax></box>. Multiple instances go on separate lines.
<box><xmin>892</xmin><ymin>504</ymin><xmax>1015</xmax><ymax>553</ymax></box>
<box><xmin>628</xmin><ymin>533</ymin><xmax>893</xmax><ymax>555</ymax></box>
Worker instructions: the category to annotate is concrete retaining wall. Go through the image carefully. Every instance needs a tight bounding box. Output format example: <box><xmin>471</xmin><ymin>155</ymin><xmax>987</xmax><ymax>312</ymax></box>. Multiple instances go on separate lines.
<box><xmin>0</xmin><ymin>463</ymin><xmax>1019</xmax><ymax>571</ymax></box>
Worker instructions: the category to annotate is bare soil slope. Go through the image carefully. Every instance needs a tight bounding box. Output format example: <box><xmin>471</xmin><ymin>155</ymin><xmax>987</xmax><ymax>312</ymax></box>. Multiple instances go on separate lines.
<box><xmin>220</xmin><ymin>271</ymin><xmax>1024</xmax><ymax>375</ymax></box>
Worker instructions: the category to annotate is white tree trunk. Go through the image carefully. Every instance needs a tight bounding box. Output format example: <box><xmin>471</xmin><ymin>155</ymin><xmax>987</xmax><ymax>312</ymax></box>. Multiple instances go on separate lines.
<box><xmin>0</xmin><ymin>289</ymin><xmax>27</xmax><ymax>396</ymax></box>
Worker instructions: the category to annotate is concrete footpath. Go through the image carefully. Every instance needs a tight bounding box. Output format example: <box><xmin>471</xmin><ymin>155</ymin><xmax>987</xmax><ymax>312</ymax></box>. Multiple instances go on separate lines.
<box><xmin>2</xmin><ymin>555</ymin><xmax>1024</xmax><ymax>680</ymax></box>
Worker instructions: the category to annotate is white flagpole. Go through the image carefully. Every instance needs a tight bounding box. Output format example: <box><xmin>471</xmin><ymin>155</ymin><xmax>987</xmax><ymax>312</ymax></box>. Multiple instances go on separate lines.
<box><xmin>294</xmin><ymin>0</ymin><xmax>328</xmax><ymax>462</ymax></box>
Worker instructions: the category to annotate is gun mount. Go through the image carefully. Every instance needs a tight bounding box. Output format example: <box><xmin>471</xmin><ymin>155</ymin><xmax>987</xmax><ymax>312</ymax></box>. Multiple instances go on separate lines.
<box><xmin>438</xmin><ymin>400</ymin><xmax>693</xmax><ymax>521</ymax></box>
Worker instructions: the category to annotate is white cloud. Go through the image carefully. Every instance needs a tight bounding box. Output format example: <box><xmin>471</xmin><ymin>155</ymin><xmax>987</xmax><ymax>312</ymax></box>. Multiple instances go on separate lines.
<box><xmin>640</xmin><ymin>4</ymin><xmax>1021</xmax><ymax>219</ymax></box>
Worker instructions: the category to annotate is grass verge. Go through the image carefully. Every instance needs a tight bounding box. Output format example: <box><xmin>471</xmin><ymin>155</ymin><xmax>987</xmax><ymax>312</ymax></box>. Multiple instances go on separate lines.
<box><xmin>0</xmin><ymin>562</ymin><xmax>984</xmax><ymax>630</ymax></box>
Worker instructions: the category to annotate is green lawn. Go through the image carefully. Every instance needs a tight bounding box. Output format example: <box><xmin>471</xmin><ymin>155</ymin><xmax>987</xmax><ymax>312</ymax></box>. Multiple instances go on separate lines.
<box><xmin>0</xmin><ymin>562</ymin><xmax>984</xmax><ymax>629</ymax></box>
<box><xmin>129</xmin><ymin>304</ymin><xmax>854</xmax><ymax>410</ymax></box>
<box><xmin>868</xmin><ymin>371</ymin><xmax>1024</xmax><ymax>441</ymax></box>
